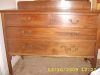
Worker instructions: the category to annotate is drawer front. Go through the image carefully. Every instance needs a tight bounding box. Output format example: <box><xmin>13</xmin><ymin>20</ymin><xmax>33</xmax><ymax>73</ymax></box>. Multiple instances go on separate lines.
<box><xmin>5</xmin><ymin>14</ymin><xmax>50</xmax><ymax>26</ymax></box>
<box><xmin>5</xmin><ymin>14</ymin><xmax>97</xmax><ymax>28</ymax></box>
<box><xmin>51</xmin><ymin>14</ymin><xmax>97</xmax><ymax>28</ymax></box>
<box><xmin>7</xmin><ymin>27</ymin><xmax>96</xmax><ymax>40</ymax></box>
<box><xmin>8</xmin><ymin>40</ymin><xmax>95</xmax><ymax>56</ymax></box>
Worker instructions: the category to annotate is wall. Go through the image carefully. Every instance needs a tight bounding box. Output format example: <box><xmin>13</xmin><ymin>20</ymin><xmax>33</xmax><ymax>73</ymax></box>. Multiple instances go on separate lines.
<box><xmin>0</xmin><ymin>14</ymin><xmax>8</xmax><ymax>75</ymax></box>
<box><xmin>0</xmin><ymin>68</ymin><xmax>2</xmax><ymax>75</ymax></box>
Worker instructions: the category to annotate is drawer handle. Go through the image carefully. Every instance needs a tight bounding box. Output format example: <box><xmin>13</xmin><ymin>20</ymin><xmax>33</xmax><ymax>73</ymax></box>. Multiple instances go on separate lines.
<box><xmin>61</xmin><ymin>45</ymin><xmax>78</xmax><ymax>53</ymax></box>
<box><xmin>69</xmin><ymin>19</ymin><xmax>79</xmax><ymax>24</ymax></box>
<box><xmin>22</xmin><ymin>30</ymin><xmax>32</xmax><ymax>35</ymax></box>
<box><xmin>22</xmin><ymin>44</ymin><xmax>33</xmax><ymax>49</ymax></box>
<box><xmin>57</xmin><ymin>32</ymin><xmax>80</xmax><ymax>36</ymax></box>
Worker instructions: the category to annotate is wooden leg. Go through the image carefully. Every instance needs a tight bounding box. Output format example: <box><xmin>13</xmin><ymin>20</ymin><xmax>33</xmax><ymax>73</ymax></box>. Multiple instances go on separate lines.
<box><xmin>90</xmin><ymin>58</ymin><xmax>97</xmax><ymax>68</ymax></box>
<box><xmin>84</xmin><ymin>58</ymin><xmax>88</xmax><ymax>62</ymax></box>
<box><xmin>84</xmin><ymin>58</ymin><xmax>97</xmax><ymax>68</ymax></box>
<box><xmin>21</xmin><ymin>56</ymin><xmax>24</xmax><ymax>59</ymax></box>
<box><xmin>84</xmin><ymin>58</ymin><xmax>97</xmax><ymax>75</ymax></box>
<box><xmin>7</xmin><ymin>55</ymin><xmax>13</xmax><ymax>75</ymax></box>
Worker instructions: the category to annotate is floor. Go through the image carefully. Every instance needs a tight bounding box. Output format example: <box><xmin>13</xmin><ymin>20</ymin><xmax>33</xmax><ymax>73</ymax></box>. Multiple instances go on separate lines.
<box><xmin>13</xmin><ymin>56</ymin><xmax>100</xmax><ymax>75</ymax></box>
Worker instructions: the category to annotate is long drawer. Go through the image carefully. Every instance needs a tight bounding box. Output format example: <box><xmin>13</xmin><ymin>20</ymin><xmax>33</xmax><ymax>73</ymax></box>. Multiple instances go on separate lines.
<box><xmin>8</xmin><ymin>40</ymin><xmax>95</xmax><ymax>57</ymax></box>
<box><xmin>5</xmin><ymin>14</ymin><xmax>97</xmax><ymax>28</ymax></box>
<box><xmin>6</xmin><ymin>27</ymin><xmax>97</xmax><ymax>40</ymax></box>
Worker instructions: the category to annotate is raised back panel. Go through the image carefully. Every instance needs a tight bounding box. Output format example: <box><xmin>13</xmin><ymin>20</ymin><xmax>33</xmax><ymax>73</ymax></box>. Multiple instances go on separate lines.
<box><xmin>17</xmin><ymin>1</ymin><xmax>91</xmax><ymax>10</ymax></box>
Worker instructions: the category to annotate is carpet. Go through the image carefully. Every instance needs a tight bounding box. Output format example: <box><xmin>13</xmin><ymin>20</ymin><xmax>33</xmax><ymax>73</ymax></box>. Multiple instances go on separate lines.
<box><xmin>13</xmin><ymin>56</ymin><xmax>100</xmax><ymax>75</ymax></box>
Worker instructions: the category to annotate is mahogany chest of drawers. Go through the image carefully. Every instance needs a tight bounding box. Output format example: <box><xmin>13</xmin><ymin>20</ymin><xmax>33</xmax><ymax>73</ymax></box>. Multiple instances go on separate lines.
<box><xmin>1</xmin><ymin>1</ymin><xmax>100</xmax><ymax>75</ymax></box>
<box><xmin>1</xmin><ymin>10</ymin><xmax>100</xmax><ymax>75</ymax></box>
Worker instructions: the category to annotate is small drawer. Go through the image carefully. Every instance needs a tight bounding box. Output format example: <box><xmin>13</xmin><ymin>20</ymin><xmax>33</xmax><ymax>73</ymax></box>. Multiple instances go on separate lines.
<box><xmin>5</xmin><ymin>14</ymin><xmax>50</xmax><ymax>27</ymax></box>
<box><xmin>8</xmin><ymin>40</ymin><xmax>95</xmax><ymax>57</ymax></box>
<box><xmin>7</xmin><ymin>27</ymin><xmax>97</xmax><ymax>40</ymax></box>
<box><xmin>51</xmin><ymin>14</ymin><xmax>98</xmax><ymax>28</ymax></box>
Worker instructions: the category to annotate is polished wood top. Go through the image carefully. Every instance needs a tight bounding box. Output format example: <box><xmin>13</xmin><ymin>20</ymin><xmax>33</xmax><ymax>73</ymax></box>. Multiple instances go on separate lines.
<box><xmin>0</xmin><ymin>9</ymin><xmax>99</xmax><ymax>14</ymax></box>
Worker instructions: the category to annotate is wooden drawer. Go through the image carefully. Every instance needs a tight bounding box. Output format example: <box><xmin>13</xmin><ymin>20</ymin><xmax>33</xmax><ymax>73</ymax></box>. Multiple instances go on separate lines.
<box><xmin>8</xmin><ymin>40</ymin><xmax>95</xmax><ymax>57</ymax></box>
<box><xmin>7</xmin><ymin>27</ymin><xmax>96</xmax><ymax>40</ymax></box>
<box><xmin>5</xmin><ymin>14</ymin><xmax>97</xmax><ymax>28</ymax></box>
<box><xmin>51</xmin><ymin>14</ymin><xmax>97</xmax><ymax>28</ymax></box>
<box><xmin>5</xmin><ymin>14</ymin><xmax>50</xmax><ymax>26</ymax></box>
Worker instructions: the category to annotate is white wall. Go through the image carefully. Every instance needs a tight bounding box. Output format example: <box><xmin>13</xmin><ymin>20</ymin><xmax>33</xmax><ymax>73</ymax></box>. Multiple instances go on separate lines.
<box><xmin>0</xmin><ymin>68</ymin><xmax>2</xmax><ymax>75</ymax></box>
<box><xmin>98</xmin><ymin>49</ymin><xmax>100</xmax><ymax>59</ymax></box>
<box><xmin>0</xmin><ymin>15</ymin><xmax>8</xmax><ymax>75</ymax></box>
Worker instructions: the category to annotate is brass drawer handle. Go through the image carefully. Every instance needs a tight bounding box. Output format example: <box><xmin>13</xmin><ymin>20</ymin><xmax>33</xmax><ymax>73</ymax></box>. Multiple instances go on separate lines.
<box><xmin>57</xmin><ymin>32</ymin><xmax>80</xmax><ymax>36</ymax></box>
<box><xmin>22</xmin><ymin>30</ymin><xmax>32</xmax><ymax>35</ymax></box>
<box><xmin>69</xmin><ymin>19</ymin><xmax>79</xmax><ymax>24</ymax></box>
<box><xmin>22</xmin><ymin>44</ymin><xmax>33</xmax><ymax>49</ymax></box>
<box><xmin>69</xmin><ymin>47</ymin><xmax>78</xmax><ymax>52</ymax></box>
<box><xmin>61</xmin><ymin>45</ymin><xmax>78</xmax><ymax>53</ymax></box>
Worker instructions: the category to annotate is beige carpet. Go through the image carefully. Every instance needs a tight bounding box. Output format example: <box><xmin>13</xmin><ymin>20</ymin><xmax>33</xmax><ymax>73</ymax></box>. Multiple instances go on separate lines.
<box><xmin>13</xmin><ymin>56</ymin><xmax>100</xmax><ymax>75</ymax></box>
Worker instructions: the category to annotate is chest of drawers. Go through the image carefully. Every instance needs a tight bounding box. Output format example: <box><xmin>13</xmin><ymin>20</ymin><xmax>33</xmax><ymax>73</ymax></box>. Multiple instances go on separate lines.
<box><xmin>1</xmin><ymin>0</ymin><xmax>100</xmax><ymax>75</ymax></box>
<box><xmin>1</xmin><ymin>11</ymin><xmax>100</xmax><ymax>75</ymax></box>
<box><xmin>2</xmin><ymin>12</ymin><xmax>97</xmax><ymax>56</ymax></box>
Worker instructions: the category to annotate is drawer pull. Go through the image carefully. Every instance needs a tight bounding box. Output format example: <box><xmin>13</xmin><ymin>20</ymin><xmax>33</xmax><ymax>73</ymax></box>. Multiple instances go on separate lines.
<box><xmin>57</xmin><ymin>32</ymin><xmax>80</xmax><ymax>36</ymax></box>
<box><xmin>61</xmin><ymin>45</ymin><xmax>78</xmax><ymax>53</ymax></box>
<box><xmin>22</xmin><ymin>44</ymin><xmax>33</xmax><ymax>49</ymax></box>
<box><xmin>22</xmin><ymin>30</ymin><xmax>32</xmax><ymax>35</ymax></box>
<box><xmin>69</xmin><ymin>19</ymin><xmax>79</xmax><ymax>24</ymax></box>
